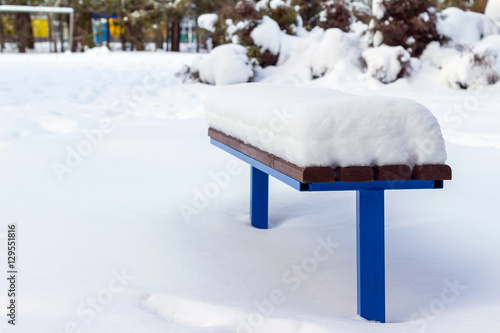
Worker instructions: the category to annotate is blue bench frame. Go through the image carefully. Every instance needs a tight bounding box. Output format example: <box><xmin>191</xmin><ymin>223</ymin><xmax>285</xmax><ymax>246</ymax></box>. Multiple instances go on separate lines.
<box><xmin>211</xmin><ymin>138</ymin><xmax>444</xmax><ymax>323</ymax></box>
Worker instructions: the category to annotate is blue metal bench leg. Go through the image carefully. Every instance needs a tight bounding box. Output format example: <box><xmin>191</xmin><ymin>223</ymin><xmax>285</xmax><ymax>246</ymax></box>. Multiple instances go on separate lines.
<box><xmin>250</xmin><ymin>166</ymin><xmax>269</xmax><ymax>229</ymax></box>
<box><xmin>356</xmin><ymin>189</ymin><xmax>386</xmax><ymax>323</ymax></box>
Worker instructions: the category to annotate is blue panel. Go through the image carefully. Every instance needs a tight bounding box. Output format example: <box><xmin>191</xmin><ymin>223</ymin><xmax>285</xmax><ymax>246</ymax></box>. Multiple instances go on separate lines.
<box><xmin>357</xmin><ymin>189</ymin><xmax>386</xmax><ymax>323</ymax></box>
<box><xmin>251</xmin><ymin>167</ymin><xmax>269</xmax><ymax>229</ymax></box>
<box><xmin>307</xmin><ymin>180</ymin><xmax>439</xmax><ymax>192</ymax></box>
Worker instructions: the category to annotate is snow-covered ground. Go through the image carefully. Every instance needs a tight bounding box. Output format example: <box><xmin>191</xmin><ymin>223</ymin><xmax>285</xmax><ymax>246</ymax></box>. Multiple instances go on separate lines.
<box><xmin>1</xmin><ymin>50</ymin><xmax>499</xmax><ymax>333</ymax></box>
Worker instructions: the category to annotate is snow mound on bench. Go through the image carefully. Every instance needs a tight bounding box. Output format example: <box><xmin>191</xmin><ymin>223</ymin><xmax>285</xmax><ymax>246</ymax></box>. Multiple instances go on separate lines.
<box><xmin>205</xmin><ymin>84</ymin><xmax>447</xmax><ymax>168</ymax></box>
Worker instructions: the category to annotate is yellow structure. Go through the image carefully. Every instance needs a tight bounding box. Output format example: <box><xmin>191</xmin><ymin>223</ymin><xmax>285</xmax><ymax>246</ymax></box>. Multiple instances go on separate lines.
<box><xmin>1</xmin><ymin>17</ymin><xmax>14</xmax><ymax>36</ymax></box>
<box><xmin>109</xmin><ymin>18</ymin><xmax>124</xmax><ymax>39</ymax></box>
<box><xmin>1</xmin><ymin>16</ymin><xmax>48</xmax><ymax>39</ymax></box>
<box><xmin>32</xmin><ymin>17</ymin><xmax>48</xmax><ymax>38</ymax></box>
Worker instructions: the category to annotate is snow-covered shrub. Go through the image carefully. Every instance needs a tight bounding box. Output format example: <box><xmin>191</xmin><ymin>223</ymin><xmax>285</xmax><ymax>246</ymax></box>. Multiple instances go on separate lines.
<box><xmin>420</xmin><ymin>41</ymin><xmax>460</xmax><ymax>67</ymax></box>
<box><xmin>318</xmin><ymin>0</ymin><xmax>353</xmax><ymax>32</ymax></box>
<box><xmin>262</xmin><ymin>27</ymin><xmax>365</xmax><ymax>82</ymax></box>
<box><xmin>363</xmin><ymin>45</ymin><xmax>412</xmax><ymax>83</ymax></box>
<box><xmin>351</xmin><ymin>0</ymin><xmax>373</xmax><ymax>24</ymax></box>
<box><xmin>306</xmin><ymin>1</ymin><xmax>371</xmax><ymax>32</ymax></box>
<box><xmin>197</xmin><ymin>14</ymin><xmax>218</xmax><ymax>33</ymax></box>
<box><xmin>420</xmin><ymin>7</ymin><xmax>500</xmax><ymax>90</ymax></box>
<box><xmin>297</xmin><ymin>0</ymin><xmax>324</xmax><ymax>30</ymax></box>
<box><xmin>244</xmin><ymin>1</ymin><xmax>303</xmax><ymax>66</ymax></box>
<box><xmin>233</xmin><ymin>0</ymin><xmax>264</xmax><ymax>21</ymax></box>
<box><xmin>310</xmin><ymin>28</ymin><xmax>364</xmax><ymax>78</ymax></box>
<box><xmin>435</xmin><ymin>35</ymin><xmax>500</xmax><ymax>89</ymax></box>
<box><xmin>246</xmin><ymin>16</ymin><xmax>282</xmax><ymax>67</ymax></box>
<box><xmin>258</xmin><ymin>0</ymin><xmax>300</xmax><ymax>33</ymax></box>
<box><xmin>190</xmin><ymin>44</ymin><xmax>254</xmax><ymax>85</ymax></box>
<box><xmin>250</xmin><ymin>16</ymin><xmax>282</xmax><ymax>55</ymax></box>
<box><xmin>197</xmin><ymin>13</ymin><xmax>220</xmax><ymax>51</ymax></box>
<box><xmin>232</xmin><ymin>15</ymin><xmax>282</xmax><ymax>68</ymax></box>
<box><xmin>225</xmin><ymin>0</ymin><xmax>300</xmax><ymax>36</ymax></box>
<box><xmin>485</xmin><ymin>0</ymin><xmax>500</xmax><ymax>23</ymax></box>
<box><xmin>437</xmin><ymin>7</ymin><xmax>500</xmax><ymax>46</ymax></box>
<box><xmin>371</xmin><ymin>0</ymin><xmax>444</xmax><ymax>57</ymax></box>
<box><xmin>201</xmin><ymin>1</ymin><xmax>301</xmax><ymax>68</ymax></box>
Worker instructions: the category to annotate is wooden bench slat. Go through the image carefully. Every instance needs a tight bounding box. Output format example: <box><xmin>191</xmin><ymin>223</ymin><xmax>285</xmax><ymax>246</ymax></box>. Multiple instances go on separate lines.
<box><xmin>374</xmin><ymin>165</ymin><xmax>412</xmax><ymax>181</ymax></box>
<box><xmin>412</xmin><ymin>164</ymin><xmax>452</xmax><ymax>180</ymax></box>
<box><xmin>335</xmin><ymin>166</ymin><xmax>374</xmax><ymax>182</ymax></box>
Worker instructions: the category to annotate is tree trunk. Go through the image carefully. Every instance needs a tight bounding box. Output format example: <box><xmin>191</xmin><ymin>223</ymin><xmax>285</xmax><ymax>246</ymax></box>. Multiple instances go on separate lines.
<box><xmin>120</xmin><ymin>27</ymin><xmax>127</xmax><ymax>50</ymax></box>
<box><xmin>171</xmin><ymin>19</ymin><xmax>180</xmax><ymax>52</ymax></box>
<box><xmin>60</xmin><ymin>14</ymin><xmax>65</xmax><ymax>52</ymax></box>
<box><xmin>26</xmin><ymin>14</ymin><xmax>34</xmax><ymax>49</ymax></box>
<box><xmin>0</xmin><ymin>16</ymin><xmax>5</xmax><ymax>52</ymax></box>
<box><xmin>165</xmin><ymin>20</ymin><xmax>169</xmax><ymax>51</ymax></box>
<box><xmin>71</xmin><ymin>12</ymin><xmax>79</xmax><ymax>51</ymax></box>
<box><xmin>155</xmin><ymin>22</ymin><xmax>163</xmax><ymax>50</ymax></box>
<box><xmin>131</xmin><ymin>24</ymin><xmax>144</xmax><ymax>51</ymax></box>
<box><xmin>48</xmin><ymin>13</ymin><xmax>57</xmax><ymax>53</ymax></box>
<box><xmin>106</xmin><ymin>16</ymin><xmax>111</xmax><ymax>48</ymax></box>
<box><xmin>76</xmin><ymin>11</ymin><xmax>94</xmax><ymax>51</ymax></box>
<box><xmin>15</xmin><ymin>13</ymin><xmax>31</xmax><ymax>53</ymax></box>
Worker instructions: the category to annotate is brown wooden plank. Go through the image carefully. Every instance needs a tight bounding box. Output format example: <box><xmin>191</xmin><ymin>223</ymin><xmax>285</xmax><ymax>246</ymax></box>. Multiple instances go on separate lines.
<box><xmin>209</xmin><ymin>128</ymin><xmax>270</xmax><ymax>165</ymax></box>
<box><xmin>238</xmin><ymin>142</ymin><xmax>271</xmax><ymax>166</ymax></box>
<box><xmin>335</xmin><ymin>166</ymin><xmax>374</xmax><ymax>182</ymax></box>
<box><xmin>271</xmin><ymin>157</ymin><xmax>306</xmax><ymax>181</ymax></box>
<box><xmin>412</xmin><ymin>164</ymin><xmax>452</xmax><ymax>180</ymax></box>
<box><xmin>374</xmin><ymin>165</ymin><xmax>412</xmax><ymax>181</ymax></box>
<box><xmin>209</xmin><ymin>128</ymin><xmax>335</xmax><ymax>183</ymax></box>
<box><xmin>208</xmin><ymin>128</ymin><xmax>242</xmax><ymax>151</ymax></box>
<box><xmin>272</xmin><ymin>157</ymin><xmax>336</xmax><ymax>183</ymax></box>
<box><xmin>303</xmin><ymin>166</ymin><xmax>336</xmax><ymax>183</ymax></box>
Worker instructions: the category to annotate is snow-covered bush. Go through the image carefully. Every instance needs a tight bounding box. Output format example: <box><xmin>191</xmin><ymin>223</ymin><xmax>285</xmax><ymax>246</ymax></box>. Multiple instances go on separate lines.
<box><xmin>258</xmin><ymin>26</ymin><xmax>365</xmax><ymax>81</ymax></box>
<box><xmin>437</xmin><ymin>7</ymin><xmax>500</xmax><ymax>46</ymax></box>
<box><xmin>430</xmin><ymin>35</ymin><xmax>500</xmax><ymax>89</ymax></box>
<box><xmin>190</xmin><ymin>0</ymin><xmax>499</xmax><ymax>88</ymax></box>
<box><xmin>257</xmin><ymin>0</ymin><xmax>300</xmax><ymax>33</ymax></box>
<box><xmin>197</xmin><ymin>13</ymin><xmax>218</xmax><ymax>33</ymax></box>
<box><xmin>318</xmin><ymin>0</ymin><xmax>353</xmax><ymax>32</ymax></box>
<box><xmin>304</xmin><ymin>1</ymin><xmax>372</xmax><ymax>32</ymax></box>
<box><xmin>371</xmin><ymin>0</ymin><xmax>444</xmax><ymax>57</ymax></box>
<box><xmin>246</xmin><ymin>16</ymin><xmax>283</xmax><ymax>66</ymax></box>
<box><xmin>232</xmin><ymin>0</ymin><xmax>264</xmax><ymax>21</ymax></box>
<box><xmin>236</xmin><ymin>1</ymin><xmax>302</xmax><ymax>67</ymax></box>
<box><xmin>196</xmin><ymin>0</ymin><xmax>303</xmax><ymax>68</ymax></box>
<box><xmin>351</xmin><ymin>0</ymin><xmax>373</xmax><ymax>24</ymax></box>
<box><xmin>190</xmin><ymin>44</ymin><xmax>254</xmax><ymax>85</ymax></box>
<box><xmin>235</xmin><ymin>16</ymin><xmax>282</xmax><ymax>67</ymax></box>
<box><xmin>418</xmin><ymin>8</ymin><xmax>500</xmax><ymax>89</ymax></box>
<box><xmin>310</xmin><ymin>28</ymin><xmax>364</xmax><ymax>78</ymax></box>
<box><xmin>363</xmin><ymin>45</ymin><xmax>412</xmax><ymax>83</ymax></box>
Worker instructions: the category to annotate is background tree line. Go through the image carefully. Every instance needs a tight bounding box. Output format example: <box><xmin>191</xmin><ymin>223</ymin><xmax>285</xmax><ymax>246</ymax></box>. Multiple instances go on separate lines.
<box><xmin>0</xmin><ymin>0</ymin><xmax>492</xmax><ymax>53</ymax></box>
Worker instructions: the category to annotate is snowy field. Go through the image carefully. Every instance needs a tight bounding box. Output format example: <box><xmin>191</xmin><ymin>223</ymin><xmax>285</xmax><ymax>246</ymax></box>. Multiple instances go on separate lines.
<box><xmin>0</xmin><ymin>50</ymin><xmax>500</xmax><ymax>333</ymax></box>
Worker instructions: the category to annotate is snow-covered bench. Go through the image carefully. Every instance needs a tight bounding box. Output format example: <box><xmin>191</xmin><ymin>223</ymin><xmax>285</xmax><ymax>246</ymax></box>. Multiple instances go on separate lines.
<box><xmin>205</xmin><ymin>84</ymin><xmax>452</xmax><ymax>323</ymax></box>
